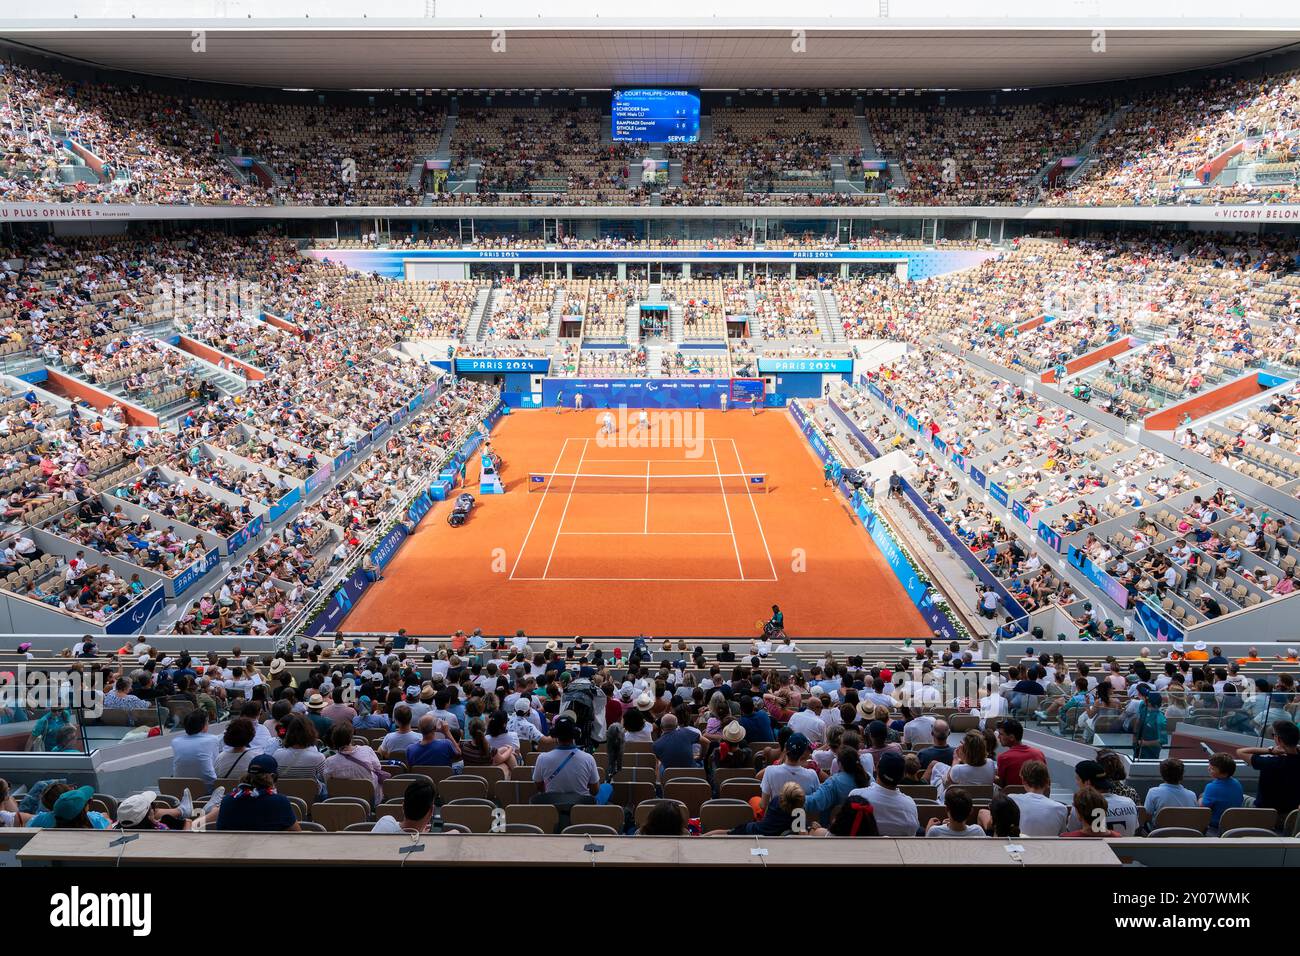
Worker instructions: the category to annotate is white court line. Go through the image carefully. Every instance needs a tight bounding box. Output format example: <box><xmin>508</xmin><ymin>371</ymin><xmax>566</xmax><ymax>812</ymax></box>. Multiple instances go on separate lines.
<box><xmin>558</xmin><ymin>531</ymin><xmax>735</xmax><ymax>536</ymax></box>
<box><xmin>728</xmin><ymin>437</ymin><xmax>779</xmax><ymax>581</ymax></box>
<box><xmin>541</xmin><ymin>437</ymin><xmax>589</xmax><ymax>580</ymax></box>
<box><xmin>509</xmin><ymin>437</ymin><xmax>569</xmax><ymax>580</ymax></box>
<box><xmin>512</xmin><ymin>576</ymin><xmax>774</xmax><ymax>583</ymax></box>
<box><xmin>644</xmin><ymin>460</ymin><xmax>651</xmax><ymax>534</ymax></box>
<box><xmin>712</xmin><ymin>438</ymin><xmax>745</xmax><ymax>581</ymax></box>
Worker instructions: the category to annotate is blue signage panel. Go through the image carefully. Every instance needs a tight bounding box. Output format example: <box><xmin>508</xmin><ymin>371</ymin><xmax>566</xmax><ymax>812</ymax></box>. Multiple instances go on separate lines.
<box><xmin>989</xmin><ymin>482</ymin><xmax>1009</xmax><ymax>506</ymax></box>
<box><xmin>268</xmin><ymin>486</ymin><xmax>302</xmax><ymax>523</ymax></box>
<box><xmin>757</xmin><ymin>358</ymin><xmax>854</xmax><ymax>374</ymax></box>
<box><xmin>969</xmin><ymin>466</ymin><xmax>987</xmax><ymax>489</ymax></box>
<box><xmin>105</xmin><ymin>583</ymin><xmax>166</xmax><ymax>636</ymax></box>
<box><xmin>226</xmin><ymin>514</ymin><xmax>264</xmax><ymax>555</ymax></box>
<box><xmin>407</xmin><ymin>490</ymin><xmax>435</xmax><ymax>526</ymax></box>
<box><xmin>1067</xmin><ymin>545</ymin><xmax>1132</xmax><ymax>610</ymax></box>
<box><xmin>173</xmin><ymin>548</ymin><xmax>220</xmax><ymax>597</ymax></box>
<box><xmin>1134</xmin><ymin>596</ymin><xmax>1185</xmax><ymax>643</ymax></box>
<box><xmin>1010</xmin><ymin>500</ymin><xmax>1031</xmax><ymax>525</ymax></box>
<box><xmin>455</xmin><ymin>357</ymin><xmax>551</xmax><ymax>374</ymax></box>
<box><xmin>305</xmin><ymin>568</ymin><xmax>373</xmax><ymax>637</ymax></box>
<box><xmin>371</xmin><ymin>525</ymin><xmax>409</xmax><ymax>571</ymax></box>
<box><xmin>1037</xmin><ymin>521</ymin><xmax>1063</xmax><ymax>554</ymax></box>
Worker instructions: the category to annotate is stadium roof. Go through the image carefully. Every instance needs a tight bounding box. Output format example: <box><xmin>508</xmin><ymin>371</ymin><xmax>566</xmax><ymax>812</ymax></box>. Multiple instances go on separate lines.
<box><xmin>3</xmin><ymin>17</ymin><xmax>1300</xmax><ymax>91</ymax></box>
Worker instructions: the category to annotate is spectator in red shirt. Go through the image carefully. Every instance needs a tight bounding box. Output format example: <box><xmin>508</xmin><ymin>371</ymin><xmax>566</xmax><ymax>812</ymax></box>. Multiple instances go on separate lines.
<box><xmin>994</xmin><ymin>718</ymin><xmax>1047</xmax><ymax>788</ymax></box>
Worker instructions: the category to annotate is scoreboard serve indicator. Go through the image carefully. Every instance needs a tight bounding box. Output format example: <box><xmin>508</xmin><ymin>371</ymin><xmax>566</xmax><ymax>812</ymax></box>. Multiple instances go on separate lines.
<box><xmin>611</xmin><ymin>89</ymin><xmax>701</xmax><ymax>143</ymax></box>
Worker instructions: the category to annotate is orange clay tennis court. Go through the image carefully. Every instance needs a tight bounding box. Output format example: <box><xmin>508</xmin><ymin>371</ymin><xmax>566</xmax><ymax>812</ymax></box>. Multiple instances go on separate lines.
<box><xmin>342</xmin><ymin>408</ymin><xmax>930</xmax><ymax>640</ymax></box>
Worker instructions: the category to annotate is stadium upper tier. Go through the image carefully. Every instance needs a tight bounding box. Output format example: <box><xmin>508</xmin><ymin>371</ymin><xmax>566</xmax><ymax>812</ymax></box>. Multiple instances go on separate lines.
<box><xmin>2</xmin><ymin>58</ymin><xmax>1298</xmax><ymax>208</ymax></box>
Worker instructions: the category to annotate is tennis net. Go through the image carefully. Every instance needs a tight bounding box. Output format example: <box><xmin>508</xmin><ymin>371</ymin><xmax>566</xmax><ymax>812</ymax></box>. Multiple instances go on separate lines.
<box><xmin>527</xmin><ymin>472</ymin><xmax>767</xmax><ymax>494</ymax></box>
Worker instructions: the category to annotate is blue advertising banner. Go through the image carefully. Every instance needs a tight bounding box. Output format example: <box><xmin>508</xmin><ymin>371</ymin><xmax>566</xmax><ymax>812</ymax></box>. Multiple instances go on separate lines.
<box><xmin>789</xmin><ymin>400</ymin><xmax>810</xmax><ymax>430</ymax></box>
<box><xmin>790</xmin><ymin>403</ymin><xmax>833</xmax><ymax>464</ymax></box>
<box><xmin>951</xmin><ymin>451</ymin><xmax>966</xmax><ymax>471</ymax></box>
<box><xmin>226</xmin><ymin>514</ymin><xmax>264</xmax><ymax>555</ymax></box>
<box><xmin>1067</xmin><ymin>545</ymin><xmax>1131</xmax><ymax>609</ymax></box>
<box><xmin>370</xmin><ymin>524</ymin><xmax>409</xmax><ymax>571</ymax></box>
<box><xmin>969</xmin><ymin>466</ymin><xmax>987</xmax><ymax>489</ymax></box>
<box><xmin>1037</xmin><ymin>520</ymin><xmax>1063</xmax><ymax>553</ymax></box>
<box><xmin>932</xmin><ymin>434</ymin><xmax>948</xmax><ymax>455</ymax></box>
<box><xmin>105</xmin><ymin>583</ymin><xmax>166</xmax><ymax>636</ymax></box>
<box><xmin>333</xmin><ymin>448</ymin><xmax>355</xmax><ymax>472</ymax></box>
<box><xmin>808</xmin><ymin>429</ymin><xmax>831</xmax><ymax>464</ymax></box>
<box><xmin>894</xmin><ymin>403</ymin><xmax>907</xmax><ymax>419</ymax></box>
<box><xmin>900</xmin><ymin>479</ymin><xmax>1029</xmax><ymax>628</ymax></box>
<box><xmin>541</xmin><ymin>378</ymin><xmax>732</xmax><ymax>409</ymax></box>
<box><xmin>1010</xmin><ymin>500</ymin><xmax>1031</xmax><ymax>525</ymax></box>
<box><xmin>455</xmin><ymin>433</ymin><xmax>484</xmax><ymax>467</ymax></box>
<box><xmin>172</xmin><ymin>548</ymin><xmax>220</xmax><ymax>597</ymax></box>
<box><xmin>989</xmin><ymin>482</ymin><xmax>1009</xmax><ymax>506</ymax></box>
<box><xmin>906</xmin><ymin>414</ymin><xmax>920</xmax><ymax>432</ymax></box>
<box><xmin>855</xmin><ymin>495</ymin><xmax>927</xmax><ymax>606</ymax></box>
<box><xmin>868</xmin><ymin>382</ymin><xmax>885</xmax><ymax>401</ymax></box>
<box><xmin>268</xmin><ymin>486</ymin><xmax>302</xmax><ymax>523</ymax></box>
<box><xmin>757</xmin><ymin>358</ymin><xmax>854</xmax><ymax>374</ymax></box>
<box><xmin>1134</xmin><ymin>596</ymin><xmax>1185</xmax><ymax>643</ymax></box>
<box><xmin>852</xmin><ymin>492</ymin><xmax>962</xmax><ymax>641</ymax></box>
<box><xmin>484</xmin><ymin>400</ymin><xmax>507</xmax><ymax>430</ymax></box>
<box><xmin>306</xmin><ymin>568</ymin><xmax>373</xmax><ymax>637</ymax></box>
<box><xmin>455</xmin><ymin>357</ymin><xmax>551</xmax><ymax>374</ymax></box>
<box><xmin>407</xmin><ymin>490</ymin><xmax>434</xmax><ymax>526</ymax></box>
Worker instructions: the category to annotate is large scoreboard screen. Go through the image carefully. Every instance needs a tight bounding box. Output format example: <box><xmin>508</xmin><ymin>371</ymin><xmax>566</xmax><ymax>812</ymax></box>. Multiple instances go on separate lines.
<box><xmin>611</xmin><ymin>89</ymin><xmax>701</xmax><ymax>143</ymax></box>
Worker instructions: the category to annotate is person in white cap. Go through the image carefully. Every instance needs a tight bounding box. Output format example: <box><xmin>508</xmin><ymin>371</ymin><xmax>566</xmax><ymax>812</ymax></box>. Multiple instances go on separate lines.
<box><xmin>115</xmin><ymin>789</ymin><xmax>222</xmax><ymax>831</ymax></box>
<box><xmin>507</xmin><ymin>695</ymin><xmax>546</xmax><ymax>743</ymax></box>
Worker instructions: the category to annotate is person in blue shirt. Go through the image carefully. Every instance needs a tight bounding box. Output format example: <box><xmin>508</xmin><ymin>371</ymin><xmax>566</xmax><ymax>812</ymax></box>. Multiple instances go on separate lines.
<box><xmin>805</xmin><ymin>746</ymin><xmax>871</xmax><ymax>826</ymax></box>
<box><xmin>352</xmin><ymin>697</ymin><xmax>391</xmax><ymax>731</ymax></box>
<box><xmin>405</xmin><ymin>714</ymin><xmax>461</xmax><ymax>768</ymax></box>
<box><xmin>1143</xmin><ymin>757</ymin><xmax>1199</xmax><ymax>822</ymax></box>
<box><xmin>737</xmin><ymin>694</ymin><xmax>774</xmax><ymax>743</ymax></box>
<box><xmin>1200</xmin><ymin>752</ymin><xmax>1245</xmax><ymax>829</ymax></box>
<box><xmin>26</xmin><ymin>784</ymin><xmax>111</xmax><ymax>830</ymax></box>
<box><xmin>28</xmin><ymin>708</ymin><xmax>76</xmax><ymax>751</ymax></box>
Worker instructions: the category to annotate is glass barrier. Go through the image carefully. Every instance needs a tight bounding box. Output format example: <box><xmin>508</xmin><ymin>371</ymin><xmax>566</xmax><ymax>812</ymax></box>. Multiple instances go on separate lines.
<box><xmin>1015</xmin><ymin>687</ymin><xmax>1299</xmax><ymax>757</ymax></box>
